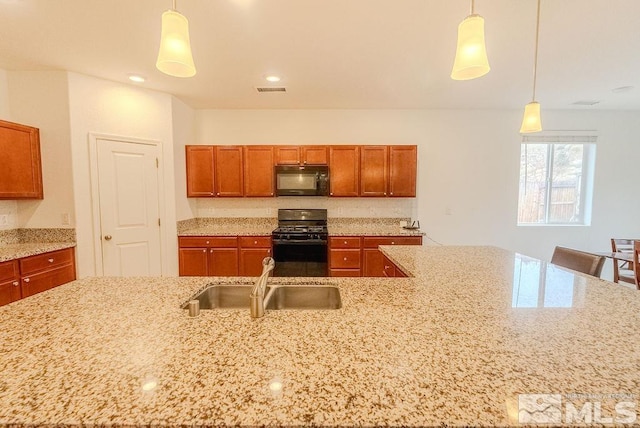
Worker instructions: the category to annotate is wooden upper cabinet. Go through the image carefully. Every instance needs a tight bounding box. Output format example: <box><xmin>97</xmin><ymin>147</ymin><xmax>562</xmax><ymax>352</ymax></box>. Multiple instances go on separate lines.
<box><xmin>244</xmin><ymin>146</ymin><xmax>274</xmax><ymax>197</ymax></box>
<box><xmin>275</xmin><ymin>146</ymin><xmax>300</xmax><ymax>165</ymax></box>
<box><xmin>301</xmin><ymin>146</ymin><xmax>328</xmax><ymax>165</ymax></box>
<box><xmin>275</xmin><ymin>145</ymin><xmax>328</xmax><ymax>165</ymax></box>
<box><xmin>329</xmin><ymin>146</ymin><xmax>360</xmax><ymax>197</ymax></box>
<box><xmin>185</xmin><ymin>145</ymin><xmax>215</xmax><ymax>197</ymax></box>
<box><xmin>0</xmin><ymin>120</ymin><xmax>43</xmax><ymax>199</ymax></box>
<box><xmin>214</xmin><ymin>146</ymin><xmax>244</xmax><ymax>197</ymax></box>
<box><xmin>360</xmin><ymin>146</ymin><xmax>388</xmax><ymax>197</ymax></box>
<box><xmin>389</xmin><ymin>145</ymin><xmax>417</xmax><ymax>197</ymax></box>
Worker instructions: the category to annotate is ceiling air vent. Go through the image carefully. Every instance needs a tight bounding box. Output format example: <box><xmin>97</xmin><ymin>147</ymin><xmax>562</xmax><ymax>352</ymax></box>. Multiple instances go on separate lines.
<box><xmin>572</xmin><ymin>100</ymin><xmax>600</xmax><ymax>106</ymax></box>
<box><xmin>256</xmin><ymin>87</ymin><xmax>287</xmax><ymax>93</ymax></box>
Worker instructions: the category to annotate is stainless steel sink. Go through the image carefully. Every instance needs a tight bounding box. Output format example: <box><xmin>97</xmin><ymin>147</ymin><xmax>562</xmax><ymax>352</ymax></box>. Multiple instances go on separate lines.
<box><xmin>182</xmin><ymin>284</ymin><xmax>341</xmax><ymax>310</ymax></box>
<box><xmin>265</xmin><ymin>285</ymin><xmax>342</xmax><ymax>310</ymax></box>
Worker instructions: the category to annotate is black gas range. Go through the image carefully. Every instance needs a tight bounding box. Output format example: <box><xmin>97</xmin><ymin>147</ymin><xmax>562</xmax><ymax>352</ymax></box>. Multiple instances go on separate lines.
<box><xmin>271</xmin><ymin>209</ymin><xmax>328</xmax><ymax>277</ymax></box>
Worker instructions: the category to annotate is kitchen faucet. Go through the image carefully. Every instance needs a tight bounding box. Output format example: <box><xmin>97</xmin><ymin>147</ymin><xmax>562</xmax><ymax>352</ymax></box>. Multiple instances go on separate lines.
<box><xmin>250</xmin><ymin>257</ymin><xmax>276</xmax><ymax>318</ymax></box>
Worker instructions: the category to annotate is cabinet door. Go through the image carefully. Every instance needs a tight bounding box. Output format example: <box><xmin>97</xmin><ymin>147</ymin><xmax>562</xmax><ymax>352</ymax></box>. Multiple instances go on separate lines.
<box><xmin>244</xmin><ymin>146</ymin><xmax>275</xmax><ymax>197</ymax></box>
<box><xmin>275</xmin><ymin>146</ymin><xmax>300</xmax><ymax>165</ymax></box>
<box><xmin>360</xmin><ymin>146</ymin><xmax>388</xmax><ymax>197</ymax></box>
<box><xmin>239</xmin><ymin>248</ymin><xmax>272</xmax><ymax>276</ymax></box>
<box><xmin>0</xmin><ymin>120</ymin><xmax>43</xmax><ymax>199</ymax></box>
<box><xmin>362</xmin><ymin>248</ymin><xmax>385</xmax><ymax>277</ymax></box>
<box><xmin>382</xmin><ymin>255</ymin><xmax>397</xmax><ymax>277</ymax></box>
<box><xmin>301</xmin><ymin>146</ymin><xmax>328</xmax><ymax>165</ymax></box>
<box><xmin>186</xmin><ymin>145</ymin><xmax>215</xmax><ymax>197</ymax></box>
<box><xmin>0</xmin><ymin>260</ymin><xmax>21</xmax><ymax>306</ymax></box>
<box><xmin>214</xmin><ymin>146</ymin><xmax>244</xmax><ymax>197</ymax></box>
<box><xmin>179</xmin><ymin>248</ymin><xmax>209</xmax><ymax>276</ymax></box>
<box><xmin>329</xmin><ymin>146</ymin><xmax>360</xmax><ymax>197</ymax></box>
<box><xmin>209</xmin><ymin>248</ymin><xmax>239</xmax><ymax>276</ymax></box>
<box><xmin>389</xmin><ymin>145</ymin><xmax>417</xmax><ymax>197</ymax></box>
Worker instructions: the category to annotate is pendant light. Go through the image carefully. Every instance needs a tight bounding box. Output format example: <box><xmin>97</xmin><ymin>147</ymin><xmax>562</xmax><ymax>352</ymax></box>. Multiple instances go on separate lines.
<box><xmin>156</xmin><ymin>0</ymin><xmax>196</xmax><ymax>78</ymax></box>
<box><xmin>520</xmin><ymin>0</ymin><xmax>542</xmax><ymax>133</ymax></box>
<box><xmin>451</xmin><ymin>0</ymin><xmax>490</xmax><ymax>80</ymax></box>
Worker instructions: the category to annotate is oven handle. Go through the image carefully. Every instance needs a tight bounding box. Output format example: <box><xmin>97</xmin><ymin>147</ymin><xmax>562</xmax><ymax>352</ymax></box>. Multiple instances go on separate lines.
<box><xmin>272</xmin><ymin>239</ymin><xmax>328</xmax><ymax>245</ymax></box>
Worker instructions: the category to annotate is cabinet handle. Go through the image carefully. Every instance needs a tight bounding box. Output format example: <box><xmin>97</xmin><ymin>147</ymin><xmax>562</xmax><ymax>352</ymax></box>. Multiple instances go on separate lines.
<box><xmin>12</xmin><ymin>281</ymin><xmax>19</xmax><ymax>286</ymax></box>
<box><xmin>48</xmin><ymin>258</ymin><xmax>54</xmax><ymax>263</ymax></box>
<box><xmin>24</xmin><ymin>278</ymin><xmax>30</xmax><ymax>283</ymax></box>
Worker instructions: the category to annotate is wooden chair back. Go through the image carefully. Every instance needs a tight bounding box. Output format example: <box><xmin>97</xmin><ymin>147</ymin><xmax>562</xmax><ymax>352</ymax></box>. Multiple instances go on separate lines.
<box><xmin>611</xmin><ymin>238</ymin><xmax>636</xmax><ymax>284</ymax></box>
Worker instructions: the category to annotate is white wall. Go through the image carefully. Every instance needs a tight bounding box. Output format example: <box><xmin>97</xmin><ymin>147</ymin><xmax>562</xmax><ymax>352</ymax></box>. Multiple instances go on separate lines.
<box><xmin>6</xmin><ymin>71</ymin><xmax>75</xmax><ymax>229</ymax></box>
<box><xmin>0</xmin><ymin>69</ymin><xmax>9</xmax><ymax>119</ymax></box>
<box><xmin>172</xmin><ymin>97</ymin><xmax>198</xmax><ymax>221</ymax></box>
<box><xmin>191</xmin><ymin>109</ymin><xmax>640</xmax><ymax>276</ymax></box>
<box><xmin>0</xmin><ymin>69</ymin><xmax>16</xmax><ymax>230</ymax></box>
<box><xmin>67</xmin><ymin>73</ymin><xmax>178</xmax><ymax>278</ymax></box>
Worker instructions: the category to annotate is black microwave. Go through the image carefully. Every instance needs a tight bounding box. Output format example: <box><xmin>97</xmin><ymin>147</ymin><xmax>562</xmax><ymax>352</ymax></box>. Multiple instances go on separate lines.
<box><xmin>275</xmin><ymin>165</ymin><xmax>330</xmax><ymax>196</ymax></box>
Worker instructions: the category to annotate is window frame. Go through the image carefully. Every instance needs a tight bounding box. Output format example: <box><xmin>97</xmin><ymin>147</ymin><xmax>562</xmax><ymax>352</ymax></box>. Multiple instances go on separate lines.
<box><xmin>517</xmin><ymin>135</ymin><xmax>596</xmax><ymax>227</ymax></box>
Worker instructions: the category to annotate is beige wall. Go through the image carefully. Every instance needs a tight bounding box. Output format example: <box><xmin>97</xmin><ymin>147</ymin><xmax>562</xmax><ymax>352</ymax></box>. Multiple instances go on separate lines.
<box><xmin>67</xmin><ymin>72</ymin><xmax>178</xmax><ymax>278</ymax></box>
<box><xmin>188</xmin><ymin>108</ymin><xmax>640</xmax><ymax>282</ymax></box>
<box><xmin>6</xmin><ymin>71</ymin><xmax>74</xmax><ymax>229</ymax></box>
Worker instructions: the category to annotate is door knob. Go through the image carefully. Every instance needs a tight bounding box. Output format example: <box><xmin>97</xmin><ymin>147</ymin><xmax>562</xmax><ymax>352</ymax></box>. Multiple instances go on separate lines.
<box><xmin>104</xmin><ymin>235</ymin><xmax>112</xmax><ymax>241</ymax></box>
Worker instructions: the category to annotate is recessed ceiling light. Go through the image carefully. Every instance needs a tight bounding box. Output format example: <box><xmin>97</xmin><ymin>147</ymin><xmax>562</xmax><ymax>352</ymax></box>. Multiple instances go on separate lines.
<box><xmin>611</xmin><ymin>86</ymin><xmax>634</xmax><ymax>94</ymax></box>
<box><xmin>128</xmin><ymin>74</ymin><xmax>146</xmax><ymax>83</ymax></box>
<box><xmin>265</xmin><ymin>75</ymin><xmax>281</xmax><ymax>83</ymax></box>
<box><xmin>572</xmin><ymin>100</ymin><xmax>600</xmax><ymax>106</ymax></box>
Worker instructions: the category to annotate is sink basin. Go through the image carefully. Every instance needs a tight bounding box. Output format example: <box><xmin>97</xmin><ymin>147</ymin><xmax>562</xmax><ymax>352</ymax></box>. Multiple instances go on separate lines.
<box><xmin>182</xmin><ymin>284</ymin><xmax>341</xmax><ymax>310</ymax></box>
<box><xmin>265</xmin><ymin>285</ymin><xmax>342</xmax><ymax>310</ymax></box>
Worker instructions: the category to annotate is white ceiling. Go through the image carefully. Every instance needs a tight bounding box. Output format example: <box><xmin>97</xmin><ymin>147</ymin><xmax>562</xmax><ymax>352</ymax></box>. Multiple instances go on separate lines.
<box><xmin>0</xmin><ymin>0</ymin><xmax>638</xmax><ymax>110</ymax></box>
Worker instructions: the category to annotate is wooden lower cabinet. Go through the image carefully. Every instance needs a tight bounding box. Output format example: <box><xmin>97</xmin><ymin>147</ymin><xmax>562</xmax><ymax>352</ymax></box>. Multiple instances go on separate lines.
<box><xmin>0</xmin><ymin>260</ymin><xmax>20</xmax><ymax>306</ymax></box>
<box><xmin>329</xmin><ymin>237</ymin><xmax>362</xmax><ymax>277</ymax></box>
<box><xmin>178</xmin><ymin>237</ymin><xmax>239</xmax><ymax>276</ymax></box>
<box><xmin>1</xmin><ymin>247</ymin><xmax>76</xmax><ymax>306</ymax></box>
<box><xmin>362</xmin><ymin>236</ymin><xmax>422</xmax><ymax>277</ymax></box>
<box><xmin>178</xmin><ymin>236</ymin><xmax>271</xmax><ymax>277</ymax></box>
<box><xmin>238</xmin><ymin>237</ymin><xmax>272</xmax><ymax>276</ymax></box>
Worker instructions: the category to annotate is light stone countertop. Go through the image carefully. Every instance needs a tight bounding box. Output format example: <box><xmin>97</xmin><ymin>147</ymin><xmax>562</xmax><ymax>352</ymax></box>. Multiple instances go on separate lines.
<box><xmin>179</xmin><ymin>225</ymin><xmax>424</xmax><ymax>237</ymax></box>
<box><xmin>0</xmin><ymin>242</ymin><xmax>76</xmax><ymax>262</ymax></box>
<box><xmin>0</xmin><ymin>246</ymin><xmax>639</xmax><ymax>426</ymax></box>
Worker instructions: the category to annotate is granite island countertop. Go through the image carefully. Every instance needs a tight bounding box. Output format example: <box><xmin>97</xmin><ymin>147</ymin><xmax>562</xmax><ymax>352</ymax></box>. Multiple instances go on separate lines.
<box><xmin>0</xmin><ymin>246</ymin><xmax>638</xmax><ymax>426</ymax></box>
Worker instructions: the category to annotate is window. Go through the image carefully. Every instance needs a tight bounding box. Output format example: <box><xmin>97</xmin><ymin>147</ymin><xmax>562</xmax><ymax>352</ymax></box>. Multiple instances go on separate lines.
<box><xmin>517</xmin><ymin>134</ymin><xmax>596</xmax><ymax>226</ymax></box>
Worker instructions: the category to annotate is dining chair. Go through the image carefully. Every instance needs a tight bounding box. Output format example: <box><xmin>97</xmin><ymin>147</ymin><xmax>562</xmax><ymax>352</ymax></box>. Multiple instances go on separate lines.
<box><xmin>632</xmin><ymin>241</ymin><xmax>640</xmax><ymax>290</ymax></box>
<box><xmin>611</xmin><ymin>238</ymin><xmax>636</xmax><ymax>285</ymax></box>
<box><xmin>550</xmin><ymin>246</ymin><xmax>606</xmax><ymax>278</ymax></box>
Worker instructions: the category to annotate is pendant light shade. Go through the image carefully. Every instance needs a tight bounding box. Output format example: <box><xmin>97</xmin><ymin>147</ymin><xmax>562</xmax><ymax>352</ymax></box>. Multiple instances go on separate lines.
<box><xmin>520</xmin><ymin>0</ymin><xmax>542</xmax><ymax>134</ymax></box>
<box><xmin>520</xmin><ymin>101</ymin><xmax>542</xmax><ymax>133</ymax></box>
<box><xmin>156</xmin><ymin>8</ymin><xmax>196</xmax><ymax>78</ymax></box>
<box><xmin>451</xmin><ymin>1</ymin><xmax>490</xmax><ymax>80</ymax></box>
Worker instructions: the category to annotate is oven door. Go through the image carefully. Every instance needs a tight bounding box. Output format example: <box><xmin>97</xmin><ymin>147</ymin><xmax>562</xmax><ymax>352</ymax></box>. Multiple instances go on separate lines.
<box><xmin>272</xmin><ymin>240</ymin><xmax>328</xmax><ymax>277</ymax></box>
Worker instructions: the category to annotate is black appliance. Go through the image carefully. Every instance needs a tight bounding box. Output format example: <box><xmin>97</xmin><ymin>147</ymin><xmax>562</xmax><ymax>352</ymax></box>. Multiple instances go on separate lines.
<box><xmin>272</xmin><ymin>209</ymin><xmax>328</xmax><ymax>277</ymax></box>
<box><xmin>275</xmin><ymin>165</ymin><xmax>329</xmax><ymax>197</ymax></box>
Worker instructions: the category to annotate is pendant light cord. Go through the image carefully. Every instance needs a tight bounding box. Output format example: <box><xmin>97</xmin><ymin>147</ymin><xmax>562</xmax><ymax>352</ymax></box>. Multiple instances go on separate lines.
<box><xmin>531</xmin><ymin>0</ymin><xmax>541</xmax><ymax>101</ymax></box>
<box><xmin>172</xmin><ymin>0</ymin><xmax>177</xmax><ymax>10</ymax></box>
<box><xmin>470</xmin><ymin>0</ymin><xmax>475</xmax><ymax>15</ymax></box>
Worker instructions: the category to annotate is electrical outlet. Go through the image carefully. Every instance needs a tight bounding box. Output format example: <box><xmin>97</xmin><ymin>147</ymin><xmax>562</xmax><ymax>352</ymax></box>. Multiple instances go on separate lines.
<box><xmin>0</xmin><ymin>214</ymin><xmax>8</xmax><ymax>226</ymax></box>
<box><xmin>61</xmin><ymin>213</ymin><xmax>70</xmax><ymax>226</ymax></box>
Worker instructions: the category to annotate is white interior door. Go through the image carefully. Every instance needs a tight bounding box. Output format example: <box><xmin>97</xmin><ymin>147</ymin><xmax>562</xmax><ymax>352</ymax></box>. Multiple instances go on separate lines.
<box><xmin>96</xmin><ymin>139</ymin><xmax>162</xmax><ymax>276</ymax></box>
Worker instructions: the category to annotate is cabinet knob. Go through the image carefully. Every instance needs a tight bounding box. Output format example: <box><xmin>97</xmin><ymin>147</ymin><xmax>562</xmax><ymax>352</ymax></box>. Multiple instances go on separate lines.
<box><xmin>343</xmin><ymin>257</ymin><xmax>347</xmax><ymax>261</ymax></box>
<box><xmin>390</xmin><ymin>192</ymin><xmax>393</xmax><ymax>195</ymax></box>
<box><xmin>391</xmin><ymin>242</ymin><xmax>395</xmax><ymax>245</ymax></box>
<box><xmin>267</xmin><ymin>249</ymin><xmax>271</xmax><ymax>253</ymax></box>
<box><xmin>384</xmin><ymin>192</ymin><xmax>387</xmax><ymax>195</ymax></box>
<box><xmin>254</xmin><ymin>240</ymin><xmax>258</xmax><ymax>244</ymax></box>
<box><xmin>205</xmin><ymin>241</ymin><xmax>210</xmax><ymax>244</ymax></box>
<box><xmin>24</xmin><ymin>278</ymin><xmax>30</xmax><ymax>283</ymax></box>
<box><xmin>12</xmin><ymin>281</ymin><xmax>19</xmax><ymax>287</ymax></box>
<box><xmin>104</xmin><ymin>235</ymin><xmax>112</xmax><ymax>241</ymax></box>
<box><xmin>210</xmin><ymin>249</ymin><xmax>214</xmax><ymax>253</ymax></box>
<box><xmin>330</xmin><ymin>192</ymin><xmax>333</xmax><ymax>196</ymax></box>
<box><xmin>202</xmin><ymin>249</ymin><xmax>206</xmax><ymax>253</ymax></box>
<box><xmin>384</xmin><ymin>265</ymin><xmax>390</xmax><ymax>269</ymax></box>
<box><xmin>48</xmin><ymin>258</ymin><xmax>54</xmax><ymax>263</ymax></box>
<box><xmin>344</xmin><ymin>241</ymin><xmax>347</xmax><ymax>244</ymax></box>
<box><xmin>209</xmin><ymin>192</ymin><xmax>214</xmax><ymax>195</ymax></box>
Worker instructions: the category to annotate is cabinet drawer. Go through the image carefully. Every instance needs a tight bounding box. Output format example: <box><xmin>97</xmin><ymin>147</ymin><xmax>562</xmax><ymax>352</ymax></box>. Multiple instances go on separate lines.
<box><xmin>0</xmin><ymin>278</ymin><xmax>21</xmax><ymax>306</ymax></box>
<box><xmin>20</xmin><ymin>248</ymin><xmax>74</xmax><ymax>275</ymax></box>
<box><xmin>330</xmin><ymin>249</ymin><xmax>361</xmax><ymax>269</ymax></box>
<box><xmin>362</xmin><ymin>236</ymin><xmax>422</xmax><ymax>248</ymax></box>
<box><xmin>21</xmin><ymin>264</ymin><xmax>75</xmax><ymax>298</ymax></box>
<box><xmin>0</xmin><ymin>260</ymin><xmax>19</xmax><ymax>282</ymax></box>
<box><xmin>329</xmin><ymin>237</ymin><xmax>361</xmax><ymax>249</ymax></box>
<box><xmin>238</xmin><ymin>236</ymin><xmax>271</xmax><ymax>248</ymax></box>
<box><xmin>179</xmin><ymin>236</ymin><xmax>238</xmax><ymax>248</ymax></box>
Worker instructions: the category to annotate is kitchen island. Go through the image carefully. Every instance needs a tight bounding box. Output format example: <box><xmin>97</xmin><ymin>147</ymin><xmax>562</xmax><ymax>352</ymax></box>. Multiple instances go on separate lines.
<box><xmin>0</xmin><ymin>246</ymin><xmax>638</xmax><ymax>426</ymax></box>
